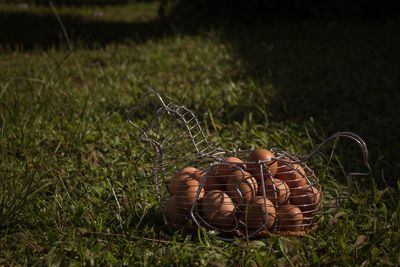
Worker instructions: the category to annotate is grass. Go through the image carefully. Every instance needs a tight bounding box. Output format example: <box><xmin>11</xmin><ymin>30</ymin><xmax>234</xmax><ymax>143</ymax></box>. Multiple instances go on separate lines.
<box><xmin>0</xmin><ymin>1</ymin><xmax>399</xmax><ymax>265</ymax></box>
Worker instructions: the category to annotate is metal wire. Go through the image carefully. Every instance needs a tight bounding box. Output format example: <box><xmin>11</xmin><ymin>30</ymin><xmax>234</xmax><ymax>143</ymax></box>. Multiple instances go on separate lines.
<box><xmin>128</xmin><ymin>90</ymin><xmax>371</xmax><ymax>241</ymax></box>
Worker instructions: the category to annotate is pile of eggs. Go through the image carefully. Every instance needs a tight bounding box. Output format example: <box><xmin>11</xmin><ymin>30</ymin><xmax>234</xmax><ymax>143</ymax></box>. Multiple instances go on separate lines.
<box><xmin>164</xmin><ymin>149</ymin><xmax>322</xmax><ymax>235</ymax></box>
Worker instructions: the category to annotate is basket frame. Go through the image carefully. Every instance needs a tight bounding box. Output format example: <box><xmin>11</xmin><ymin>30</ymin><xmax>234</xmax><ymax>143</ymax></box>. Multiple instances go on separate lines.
<box><xmin>128</xmin><ymin>90</ymin><xmax>371</xmax><ymax>241</ymax></box>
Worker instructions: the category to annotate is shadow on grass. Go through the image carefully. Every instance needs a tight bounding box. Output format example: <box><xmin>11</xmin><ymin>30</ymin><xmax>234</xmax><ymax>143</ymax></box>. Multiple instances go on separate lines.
<box><xmin>164</xmin><ymin>1</ymin><xmax>400</xmax><ymax>185</ymax></box>
<box><xmin>0</xmin><ymin>9</ymin><xmax>167</xmax><ymax>50</ymax></box>
<box><xmin>2</xmin><ymin>1</ymin><xmax>399</xmax><ymax>184</ymax></box>
<box><xmin>221</xmin><ymin>21</ymin><xmax>400</xmax><ymax>183</ymax></box>
<box><xmin>171</xmin><ymin>1</ymin><xmax>400</xmax><ymax>185</ymax></box>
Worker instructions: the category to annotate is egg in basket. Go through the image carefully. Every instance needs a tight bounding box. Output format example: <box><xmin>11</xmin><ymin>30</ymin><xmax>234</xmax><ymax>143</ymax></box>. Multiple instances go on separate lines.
<box><xmin>128</xmin><ymin>90</ymin><xmax>370</xmax><ymax>241</ymax></box>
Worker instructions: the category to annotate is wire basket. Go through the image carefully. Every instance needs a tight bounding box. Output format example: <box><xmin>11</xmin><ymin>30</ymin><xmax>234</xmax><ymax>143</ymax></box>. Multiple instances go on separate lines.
<box><xmin>128</xmin><ymin>90</ymin><xmax>371</xmax><ymax>241</ymax></box>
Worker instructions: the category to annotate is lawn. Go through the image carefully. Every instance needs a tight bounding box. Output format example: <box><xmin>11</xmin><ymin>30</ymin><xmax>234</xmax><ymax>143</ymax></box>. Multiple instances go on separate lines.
<box><xmin>0</xmin><ymin>1</ymin><xmax>399</xmax><ymax>265</ymax></box>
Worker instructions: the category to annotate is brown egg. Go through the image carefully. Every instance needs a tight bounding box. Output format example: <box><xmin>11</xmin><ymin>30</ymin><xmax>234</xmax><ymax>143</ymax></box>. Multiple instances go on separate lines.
<box><xmin>168</xmin><ymin>171</ymin><xmax>194</xmax><ymax>195</ymax></box>
<box><xmin>290</xmin><ymin>185</ymin><xmax>322</xmax><ymax>220</ymax></box>
<box><xmin>204</xmin><ymin>157</ymin><xmax>247</xmax><ymax>191</ymax></box>
<box><xmin>191</xmin><ymin>170</ymin><xmax>204</xmax><ymax>182</ymax></box>
<box><xmin>244</xmin><ymin>196</ymin><xmax>276</xmax><ymax>229</ymax></box>
<box><xmin>218</xmin><ymin>157</ymin><xmax>247</xmax><ymax>177</ymax></box>
<box><xmin>180</xmin><ymin>167</ymin><xmax>204</xmax><ymax>183</ymax></box>
<box><xmin>275</xmin><ymin>157</ymin><xmax>294</xmax><ymax>172</ymax></box>
<box><xmin>175</xmin><ymin>178</ymin><xmax>205</xmax><ymax>213</ymax></box>
<box><xmin>275</xmin><ymin>163</ymin><xmax>308</xmax><ymax>189</ymax></box>
<box><xmin>258</xmin><ymin>178</ymin><xmax>290</xmax><ymax>206</ymax></box>
<box><xmin>202</xmin><ymin>166</ymin><xmax>225</xmax><ymax>192</ymax></box>
<box><xmin>180</xmin><ymin>166</ymin><xmax>199</xmax><ymax>173</ymax></box>
<box><xmin>247</xmin><ymin>149</ymin><xmax>278</xmax><ymax>180</ymax></box>
<box><xmin>226</xmin><ymin>170</ymin><xmax>258</xmax><ymax>205</ymax></box>
<box><xmin>165</xmin><ymin>195</ymin><xmax>186</xmax><ymax>226</ymax></box>
<box><xmin>202</xmin><ymin>190</ymin><xmax>236</xmax><ymax>229</ymax></box>
<box><xmin>168</xmin><ymin>166</ymin><xmax>205</xmax><ymax>195</ymax></box>
<box><xmin>276</xmin><ymin>204</ymin><xmax>304</xmax><ymax>231</ymax></box>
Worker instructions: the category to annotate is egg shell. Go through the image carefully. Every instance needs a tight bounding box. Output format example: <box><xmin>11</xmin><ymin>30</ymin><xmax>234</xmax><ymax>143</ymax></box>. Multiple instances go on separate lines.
<box><xmin>191</xmin><ymin>170</ymin><xmax>204</xmax><ymax>182</ymax></box>
<box><xmin>226</xmin><ymin>170</ymin><xmax>258</xmax><ymax>205</ymax></box>
<box><xmin>165</xmin><ymin>195</ymin><xmax>186</xmax><ymax>226</ymax></box>
<box><xmin>276</xmin><ymin>204</ymin><xmax>304</xmax><ymax>231</ymax></box>
<box><xmin>168</xmin><ymin>172</ymin><xmax>195</xmax><ymax>195</ymax></box>
<box><xmin>168</xmin><ymin>166</ymin><xmax>204</xmax><ymax>195</ymax></box>
<box><xmin>203</xmin><ymin>166</ymin><xmax>226</xmax><ymax>192</ymax></box>
<box><xmin>204</xmin><ymin>157</ymin><xmax>247</xmax><ymax>190</ymax></box>
<box><xmin>175</xmin><ymin>178</ymin><xmax>205</xmax><ymax>212</ymax></box>
<box><xmin>276</xmin><ymin>157</ymin><xmax>295</xmax><ymax>172</ymax></box>
<box><xmin>290</xmin><ymin>185</ymin><xmax>322</xmax><ymax>220</ymax></box>
<box><xmin>247</xmin><ymin>149</ymin><xmax>278</xmax><ymax>180</ymax></box>
<box><xmin>202</xmin><ymin>190</ymin><xmax>236</xmax><ymax>229</ymax></box>
<box><xmin>275</xmin><ymin>163</ymin><xmax>308</xmax><ymax>189</ymax></box>
<box><xmin>168</xmin><ymin>173</ymin><xmax>191</xmax><ymax>195</ymax></box>
<box><xmin>258</xmin><ymin>178</ymin><xmax>290</xmax><ymax>206</ymax></box>
<box><xmin>244</xmin><ymin>196</ymin><xmax>276</xmax><ymax>229</ymax></box>
<box><xmin>181</xmin><ymin>166</ymin><xmax>199</xmax><ymax>173</ymax></box>
<box><xmin>218</xmin><ymin>157</ymin><xmax>247</xmax><ymax>177</ymax></box>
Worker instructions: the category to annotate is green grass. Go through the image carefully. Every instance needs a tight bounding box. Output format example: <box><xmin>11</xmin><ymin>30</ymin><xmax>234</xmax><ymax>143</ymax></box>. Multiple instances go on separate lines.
<box><xmin>1</xmin><ymin>1</ymin><xmax>399</xmax><ymax>266</ymax></box>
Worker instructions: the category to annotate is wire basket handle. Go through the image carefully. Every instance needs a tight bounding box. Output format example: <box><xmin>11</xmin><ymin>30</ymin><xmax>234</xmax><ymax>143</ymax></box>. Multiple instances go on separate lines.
<box><xmin>297</xmin><ymin>131</ymin><xmax>371</xmax><ymax>192</ymax></box>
